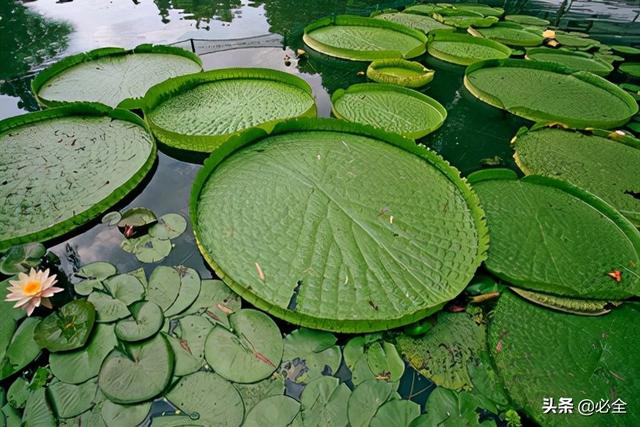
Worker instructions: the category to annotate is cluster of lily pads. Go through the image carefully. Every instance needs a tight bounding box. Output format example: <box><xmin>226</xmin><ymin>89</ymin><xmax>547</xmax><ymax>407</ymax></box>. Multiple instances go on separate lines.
<box><xmin>0</xmin><ymin>1</ymin><xmax>640</xmax><ymax>427</ymax></box>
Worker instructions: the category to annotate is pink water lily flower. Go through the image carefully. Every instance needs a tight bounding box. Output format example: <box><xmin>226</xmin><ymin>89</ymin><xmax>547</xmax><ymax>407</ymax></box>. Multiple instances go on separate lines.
<box><xmin>5</xmin><ymin>268</ymin><xmax>64</xmax><ymax>316</ymax></box>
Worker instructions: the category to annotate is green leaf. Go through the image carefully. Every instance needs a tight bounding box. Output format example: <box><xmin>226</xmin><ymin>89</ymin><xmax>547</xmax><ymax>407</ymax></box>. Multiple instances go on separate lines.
<box><xmin>347</xmin><ymin>380</ymin><xmax>395</xmax><ymax>427</ymax></box>
<box><xmin>513</xmin><ymin>126</ymin><xmax>640</xmax><ymax>227</ymax></box>
<box><xmin>489</xmin><ymin>291</ymin><xmax>640</xmax><ymax>426</ymax></box>
<box><xmin>303</xmin><ymin>15</ymin><xmax>427</xmax><ymax>61</ymax></box>
<box><xmin>282</xmin><ymin>328</ymin><xmax>341</xmax><ymax>384</ymax></box>
<box><xmin>417</xmin><ymin>387</ymin><xmax>496</xmax><ymax>427</ymax></box>
<box><xmin>344</xmin><ymin>335</ymin><xmax>403</xmax><ymax>387</ymax></box>
<box><xmin>234</xmin><ymin>373</ymin><xmax>285</xmax><ymax>414</ymax></box>
<box><xmin>0</xmin><ymin>317</ymin><xmax>42</xmax><ymax>380</ymax></box>
<box><xmin>47</xmin><ymin>379</ymin><xmax>98</xmax><ymax>419</ymax></box>
<box><xmin>373</xmin><ymin>12</ymin><xmax>452</xmax><ymax>34</ymax></box>
<box><xmin>300</xmin><ymin>376</ymin><xmax>351</xmax><ymax>427</ymax></box>
<box><xmin>331</xmin><ymin>83</ymin><xmax>446</xmax><ymax>139</ymax></box>
<box><xmin>101</xmin><ymin>400</ymin><xmax>151</xmax><ymax>427</ymax></box>
<box><xmin>464</xmin><ymin>58</ymin><xmax>638</xmax><ymax>128</ymax></box>
<box><xmin>117</xmin><ymin>207</ymin><xmax>157</xmax><ymax>229</ymax></box>
<box><xmin>164</xmin><ymin>267</ymin><xmax>201</xmax><ymax>318</ymax></box>
<box><xmin>120</xmin><ymin>235</ymin><xmax>172</xmax><ymax>264</ymax></box>
<box><xmin>204</xmin><ymin>309</ymin><xmax>283</xmax><ymax>383</ymax></box>
<box><xmin>190</xmin><ymin>118</ymin><xmax>488</xmax><ymax>332</ymax></box>
<box><xmin>0</xmin><ymin>104</ymin><xmax>156</xmax><ymax>251</ymax></box>
<box><xmin>397</xmin><ymin>312</ymin><xmax>486</xmax><ymax>390</ymax></box>
<box><xmin>470</xmin><ymin>171</ymin><xmax>640</xmax><ymax>299</ymax></box>
<box><xmin>0</xmin><ymin>243</ymin><xmax>46</xmax><ymax>275</ymax></box>
<box><xmin>103</xmin><ymin>274</ymin><xmax>145</xmax><ymax>305</ymax></box>
<box><xmin>504</xmin><ymin>15</ymin><xmax>550</xmax><ymax>26</ymax></box>
<box><xmin>469</xmin><ymin>23</ymin><xmax>543</xmax><ymax>47</ymax></box>
<box><xmin>32</xmin><ymin>44</ymin><xmax>202</xmax><ymax>109</ymax></box>
<box><xmin>50</xmin><ymin>324</ymin><xmax>117</xmax><ymax>384</ymax></box>
<box><xmin>243</xmin><ymin>395</ymin><xmax>300</xmax><ymax>427</ymax></box>
<box><xmin>1</xmin><ymin>404</ymin><xmax>21</xmax><ymax>427</ymax></box>
<box><xmin>98</xmin><ymin>334</ymin><xmax>174</xmax><ymax>404</ymax></box>
<box><xmin>34</xmin><ymin>300</ymin><xmax>96</xmax><ymax>352</ymax></box>
<box><xmin>165</xmin><ymin>315</ymin><xmax>213</xmax><ymax>376</ymax></box>
<box><xmin>115</xmin><ymin>301</ymin><xmax>164</xmax><ymax>342</ymax></box>
<box><xmin>525</xmin><ymin>48</ymin><xmax>613</xmax><ymax>75</ymax></box>
<box><xmin>7</xmin><ymin>377</ymin><xmax>28</xmax><ymax>409</ymax></box>
<box><xmin>427</xmin><ymin>30</ymin><xmax>511</xmax><ymax>65</ymax></box>
<box><xmin>149</xmin><ymin>213</ymin><xmax>187</xmax><ymax>240</ymax></box>
<box><xmin>88</xmin><ymin>292</ymin><xmax>130</xmax><ymax>323</ymax></box>
<box><xmin>74</xmin><ymin>262</ymin><xmax>117</xmax><ymax>296</ymax></box>
<box><xmin>101</xmin><ymin>211</ymin><xmax>122</xmax><ymax>226</ymax></box>
<box><xmin>366</xmin><ymin>59</ymin><xmax>435</xmax><ymax>88</ymax></box>
<box><xmin>147</xmin><ymin>266</ymin><xmax>181</xmax><ymax>310</ymax></box>
<box><xmin>165</xmin><ymin>371</ymin><xmax>244</xmax><ymax>427</ymax></box>
<box><xmin>180</xmin><ymin>279</ymin><xmax>241</xmax><ymax>329</ymax></box>
<box><xmin>22</xmin><ymin>388</ymin><xmax>55</xmax><ymax>427</ymax></box>
<box><xmin>370</xmin><ymin>399</ymin><xmax>421</xmax><ymax>427</ymax></box>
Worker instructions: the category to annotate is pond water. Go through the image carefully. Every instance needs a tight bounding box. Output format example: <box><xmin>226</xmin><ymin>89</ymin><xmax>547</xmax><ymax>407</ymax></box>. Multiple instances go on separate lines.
<box><xmin>0</xmin><ymin>0</ymin><xmax>639</xmax><ymax>422</ymax></box>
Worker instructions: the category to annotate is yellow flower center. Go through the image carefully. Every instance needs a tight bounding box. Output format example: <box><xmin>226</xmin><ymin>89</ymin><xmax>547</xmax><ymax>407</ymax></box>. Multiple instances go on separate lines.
<box><xmin>23</xmin><ymin>280</ymin><xmax>42</xmax><ymax>296</ymax></box>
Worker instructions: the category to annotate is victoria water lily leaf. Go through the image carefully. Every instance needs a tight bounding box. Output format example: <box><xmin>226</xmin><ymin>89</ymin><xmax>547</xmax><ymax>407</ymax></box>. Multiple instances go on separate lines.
<box><xmin>47</xmin><ymin>379</ymin><xmax>98</xmax><ymax>418</ymax></box>
<box><xmin>103</xmin><ymin>274</ymin><xmax>145</xmax><ymax>305</ymax></box>
<box><xmin>418</xmin><ymin>387</ymin><xmax>497</xmax><ymax>427</ymax></box>
<box><xmin>234</xmin><ymin>373</ymin><xmax>285</xmax><ymax>414</ymax></box>
<box><xmin>74</xmin><ymin>262</ymin><xmax>117</xmax><ymax>296</ymax></box>
<box><xmin>525</xmin><ymin>48</ymin><xmax>613</xmax><ymax>75</ymax></box>
<box><xmin>427</xmin><ymin>30</ymin><xmax>511</xmax><ymax>65</ymax></box>
<box><xmin>8</xmin><ymin>377</ymin><xmax>29</xmax><ymax>409</ymax></box>
<box><xmin>403</xmin><ymin>4</ymin><xmax>444</xmax><ymax>15</ymax></box>
<box><xmin>489</xmin><ymin>291</ymin><xmax>640</xmax><ymax>426</ymax></box>
<box><xmin>397</xmin><ymin>312</ymin><xmax>486</xmax><ymax>390</ymax></box>
<box><xmin>165</xmin><ymin>371</ymin><xmax>244</xmax><ymax>427</ymax></box>
<box><xmin>167</xmin><ymin>315</ymin><xmax>213</xmax><ymax>376</ymax></box>
<box><xmin>101</xmin><ymin>400</ymin><xmax>151</xmax><ymax>427</ymax></box>
<box><xmin>555</xmin><ymin>32</ymin><xmax>599</xmax><ymax>50</ymax></box>
<box><xmin>504</xmin><ymin>15</ymin><xmax>550</xmax><ymax>26</ymax></box>
<box><xmin>469</xmin><ymin>23</ymin><xmax>543</xmax><ymax>47</ymax></box>
<box><xmin>191</xmin><ymin>118</ymin><xmax>488</xmax><ymax>333</ymax></box>
<box><xmin>611</xmin><ymin>45</ymin><xmax>640</xmax><ymax>56</ymax></box>
<box><xmin>181</xmin><ymin>279</ymin><xmax>240</xmax><ymax>329</ymax></box>
<box><xmin>121</xmin><ymin>235</ymin><xmax>172</xmax><ymax>264</ymax></box>
<box><xmin>88</xmin><ymin>292</ymin><xmax>130</xmax><ymax>323</ymax></box>
<box><xmin>0</xmin><ymin>317</ymin><xmax>41</xmax><ymax>380</ymax></box>
<box><xmin>620</xmin><ymin>62</ymin><xmax>640</xmax><ymax>78</ymax></box>
<box><xmin>469</xmin><ymin>170</ymin><xmax>640</xmax><ymax>299</ymax></box>
<box><xmin>512</xmin><ymin>127</ymin><xmax>640</xmax><ymax>226</ymax></box>
<box><xmin>149</xmin><ymin>213</ymin><xmax>187</xmax><ymax>240</ymax></box>
<box><xmin>115</xmin><ymin>301</ymin><xmax>164</xmax><ymax>342</ymax></box>
<box><xmin>143</xmin><ymin>68</ymin><xmax>316</xmax><ymax>153</ymax></box>
<box><xmin>464</xmin><ymin>59</ymin><xmax>638</xmax><ymax>128</ymax></box>
<box><xmin>164</xmin><ymin>267</ymin><xmax>201</xmax><ymax>318</ymax></box>
<box><xmin>32</xmin><ymin>44</ymin><xmax>202</xmax><ymax>109</ymax></box>
<box><xmin>453</xmin><ymin>4</ymin><xmax>504</xmax><ymax>17</ymax></box>
<box><xmin>204</xmin><ymin>309</ymin><xmax>283</xmax><ymax>383</ymax></box>
<box><xmin>0</xmin><ymin>104</ymin><xmax>156</xmax><ymax>251</ymax></box>
<box><xmin>366</xmin><ymin>59</ymin><xmax>435</xmax><ymax>88</ymax></box>
<box><xmin>331</xmin><ymin>83</ymin><xmax>446</xmax><ymax>139</ymax></box>
<box><xmin>34</xmin><ymin>299</ymin><xmax>96</xmax><ymax>352</ymax></box>
<box><xmin>118</xmin><ymin>207</ymin><xmax>157</xmax><ymax>229</ymax></box>
<box><xmin>347</xmin><ymin>380</ymin><xmax>395</xmax><ymax>427</ymax></box>
<box><xmin>300</xmin><ymin>376</ymin><xmax>351</xmax><ymax>427</ymax></box>
<box><xmin>148</xmin><ymin>266</ymin><xmax>181</xmax><ymax>311</ymax></box>
<box><xmin>370</xmin><ymin>399</ymin><xmax>421</xmax><ymax>427</ymax></box>
<box><xmin>22</xmin><ymin>388</ymin><xmax>55</xmax><ymax>427</ymax></box>
<box><xmin>50</xmin><ymin>324</ymin><xmax>117</xmax><ymax>384</ymax></box>
<box><xmin>373</xmin><ymin>12</ymin><xmax>452</xmax><ymax>34</ymax></box>
<box><xmin>281</xmin><ymin>328</ymin><xmax>341</xmax><ymax>384</ymax></box>
<box><xmin>432</xmin><ymin>13</ymin><xmax>499</xmax><ymax>29</ymax></box>
<box><xmin>510</xmin><ymin>287</ymin><xmax>619</xmax><ymax>316</ymax></box>
<box><xmin>303</xmin><ymin>15</ymin><xmax>427</xmax><ymax>61</ymax></box>
<box><xmin>243</xmin><ymin>395</ymin><xmax>300</xmax><ymax>427</ymax></box>
<box><xmin>98</xmin><ymin>334</ymin><xmax>174</xmax><ymax>404</ymax></box>
<box><xmin>0</xmin><ymin>243</ymin><xmax>45</xmax><ymax>275</ymax></box>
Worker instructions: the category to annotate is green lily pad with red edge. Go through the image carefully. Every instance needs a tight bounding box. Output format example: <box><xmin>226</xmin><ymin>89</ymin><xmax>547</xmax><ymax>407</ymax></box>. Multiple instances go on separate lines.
<box><xmin>74</xmin><ymin>262</ymin><xmax>117</xmax><ymax>296</ymax></box>
<box><xmin>281</xmin><ymin>328</ymin><xmax>341</xmax><ymax>384</ymax></box>
<box><xmin>149</xmin><ymin>213</ymin><xmax>187</xmax><ymax>240</ymax></box>
<box><xmin>204</xmin><ymin>309</ymin><xmax>283</xmax><ymax>383</ymax></box>
<box><xmin>34</xmin><ymin>299</ymin><xmax>96</xmax><ymax>352</ymax></box>
<box><xmin>115</xmin><ymin>301</ymin><xmax>164</xmax><ymax>342</ymax></box>
<box><xmin>0</xmin><ymin>243</ymin><xmax>46</xmax><ymax>275</ymax></box>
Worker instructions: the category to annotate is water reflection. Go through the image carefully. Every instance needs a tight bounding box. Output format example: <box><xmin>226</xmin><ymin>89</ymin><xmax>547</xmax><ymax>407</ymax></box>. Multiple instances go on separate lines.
<box><xmin>155</xmin><ymin>0</ymin><xmax>242</xmax><ymax>27</ymax></box>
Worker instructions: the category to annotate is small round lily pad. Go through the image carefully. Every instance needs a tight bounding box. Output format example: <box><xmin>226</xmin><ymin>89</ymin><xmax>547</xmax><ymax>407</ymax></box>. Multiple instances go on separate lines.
<box><xmin>164</xmin><ymin>267</ymin><xmax>201</xmax><ymax>318</ymax></box>
<box><xmin>115</xmin><ymin>301</ymin><xmax>164</xmax><ymax>342</ymax></box>
<box><xmin>0</xmin><ymin>243</ymin><xmax>46</xmax><ymax>275</ymax></box>
<box><xmin>149</xmin><ymin>213</ymin><xmax>187</xmax><ymax>240</ymax></box>
<box><xmin>281</xmin><ymin>328</ymin><xmax>341</xmax><ymax>384</ymax></box>
<box><xmin>74</xmin><ymin>262</ymin><xmax>117</xmax><ymax>296</ymax></box>
<box><xmin>148</xmin><ymin>266</ymin><xmax>181</xmax><ymax>311</ymax></box>
<box><xmin>243</xmin><ymin>395</ymin><xmax>300</xmax><ymax>427</ymax></box>
<box><xmin>166</xmin><ymin>314</ymin><xmax>213</xmax><ymax>376</ymax></box>
<box><xmin>101</xmin><ymin>400</ymin><xmax>151</xmax><ymax>427</ymax></box>
<box><xmin>121</xmin><ymin>235</ymin><xmax>172</xmax><ymax>263</ymax></box>
<box><xmin>34</xmin><ymin>300</ymin><xmax>96</xmax><ymax>352</ymax></box>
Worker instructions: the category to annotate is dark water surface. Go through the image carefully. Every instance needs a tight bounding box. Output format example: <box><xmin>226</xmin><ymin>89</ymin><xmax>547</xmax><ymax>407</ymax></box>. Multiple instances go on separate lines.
<box><xmin>0</xmin><ymin>0</ymin><xmax>639</xmax><ymax>419</ymax></box>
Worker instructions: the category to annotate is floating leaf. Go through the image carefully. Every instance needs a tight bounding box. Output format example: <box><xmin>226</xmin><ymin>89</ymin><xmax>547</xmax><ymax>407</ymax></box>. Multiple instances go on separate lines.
<box><xmin>0</xmin><ymin>104</ymin><xmax>156</xmax><ymax>251</ymax></box>
<box><xmin>370</xmin><ymin>399</ymin><xmax>421</xmax><ymax>427</ymax></box>
<box><xmin>0</xmin><ymin>243</ymin><xmax>46</xmax><ymax>275</ymax></box>
<box><xmin>525</xmin><ymin>48</ymin><xmax>613</xmax><ymax>75</ymax></box>
<box><xmin>469</xmin><ymin>23</ymin><xmax>543</xmax><ymax>47</ymax></box>
<box><xmin>0</xmin><ymin>317</ymin><xmax>42</xmax><ymax>380</ymax></box>
<box><xmin>504</xmin><ymin>15</ymin><xmax>550</xmax><ymax>26</ymax></box>
<box><xmin>103</xmin><ymin>274</ymin><xmax>145</xmax><ymax>305</ymax></box>
<box><xmin>344</xmin><ymin>335</ymin><xmax>404</xmax><ymax>387</ymax></box>
<box><xmin>299</xmin><ymin>376</ymin><xmax>351</xmax><ymax>427</ymax></box>
<box><xmin>347</xmin><ymin>380</ymin><xmax>395</xmax><ymax>427</ymax></box>
<box><xmin>101</xmin><ymin>400</ymin><xmax>151</xmax><ymax>427</ymax></box>
<box><xmin>74</xmin><ymin>262</ymin><xmax>117</xmax><ymax>296</ymax></box>
<box><xmin>22</xmin><ymin>388</ymin><xmax>55</xmax><ymax>427</ymax></box>
<box><xmin>415</xmin><ymin>387</ymin><xmax>496</xmax><ymax>426</ymax></box>
<box><xmin>243</xmin><ymin>395</ymin><xmax>300</xmax><ymax>427</ymax></box>
<box><xmin>115</xmin><ymin>301</ymin><xmax>164</xmax><ymax>342</ymax></box>
<box><xmin>118</xmin><ymin>207</ymin><xmax>157</xmax><ymax>230</ymax></box>
<box><xmin>121</xmin><ymin>235</ymin><xmax>172</xmax><ymax>264</ymax></box>
<box><xmin>282</xmin><ymin>328</ymin><xmax>341</xmax><ymax>384</ymax></box>
<box><xmin>34</xmin><ymin>299</ymin><xmax>96</xmax><ymax>352</ymax></box>
<box><xmin>166</xmin><ymin>315</ymin><xmax>213</xmax><ymax>376</ymax></box>
<box><xmin>234</xmin><ymin>373</ymin><xmax>285</xmax><ymax>414</ymax></box>
<box><xmin>47</xmin><ymin>378</ymin><xmax>98</xmax><ymax>419</ymax></box>
<box><xmin>374</xmin><ymin>12</ymin><xmax>452</xmax><ymax>34</ymax></box>
<box><xmin>164</xmin><ymin>267</ymin><xmax>201</xmax><ymax>318</ymax></box>
<box><xmin>7</xmin><ymin>377</ymin><xmax>29</xmax><ymax>409</ymax></box>
<box><xmin>148</xmin><ymin>266</ymin><xmax>181</xmax><ymax>311</ymax></box>
<box><xmin>181</xmin><ymin>279</ymin><xmax>241</xmax><ymax>329</ymax></box>
<box><xmin>165</xmin><ymin>371</ymin><xmax>244</xmax><ymax>427</ymax></box>
<box><xmin>331</xmin><ymin>83</ymin><xmax>446</xmax><ymax>139</ymax></box>
<box><xmin>98</xmin><ymin>334</ymin><xmax>174</xmax><ymax>404</ymax></box>
<box><xmin>191</xmin><ymin>119</ymin><xmax>487</xmax><ymax>332</ymax></box>
<box><xmin>88</xmin><ymin>292</ymin><xmax>130</xmax><ymax>323</ymax></box>
<box><xmin>303</xmin><ymin>15</ymin><xmax>427</xmax><ymax>61</ymax></box>
<box><xmin>366</xmin><ymin>59</ymin><xmax>435</xmax><ymax>88</ymax></box>
<box><xmin>427</xmin><ymin>29</ymin><xmax>511</xmax><ymax>65</ymax></box>
<box><xmin>149</xmin><ymin>213</ymin><xmax>187</xmax><ymax>240</ymax></box>
<box><xmin>204</xmin><ymin>309</ymin><xmax>283</xmax><ymax>383</ymax></box>
<box><xmin>101</xmin><ymin>211</ymin><xmax>122</xmax><ymax>226</ymax></box>
<box><xmin>50</xmin><ymin>324</ymin><xmax>117</xmax><ymax>384</ymax></box>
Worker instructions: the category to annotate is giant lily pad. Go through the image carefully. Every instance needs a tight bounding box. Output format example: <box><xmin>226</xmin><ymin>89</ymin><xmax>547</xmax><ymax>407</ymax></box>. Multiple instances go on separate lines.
<box><xmin>373</xmin><ymin>12</ymin><xmax>452</xmax><ymax>34</ymax></box>
<box><xmin>489</xmin><ymin>290</ymin><xmax>640</xmax><ymax>426</ymax></box>
<box><xmin>525</xmin><ymin>48</ymin><xmax>613</xmax><ymax>75</ymax></box>
<box><xmin>331</xmin><ymin>83</ymin><xmax>446</xmax><ymax>139</ymax></box>
<box><xmin>432</xmin><ymin>12</ymin><xmax>499</xmax><ymax>29</ymax></box>
<box><xmin>204</xmin><ymin>309</ymin><xmax>283</xmax><ymax>383</ymax></box>
<box><xmin>427</xmin><ymin>30</ymin><xmax>511</xmax><ymax>65</ymax></box>
<box><xmin>143</xmin><ymin>68</ymin><xmax>316</xmax><ymax>153</ymax></box>
<box><xmin>303</xmin><ymin>15</ymin><xmax>427</xmax><ymax>61</ymax></box>
<box><xmin>0</xmin><ymin>104</ymin><xmax>156</xmax><ymax>251</ymax></box>
<box><xmin>468</xmin><ymin>23</ymin><xmax>543</xmax><ymax>47</ymax></box>
<box><xmin>98</xmin><ymin>334</ymin><xmax>174</xmax><ymax>404</ymax></box>
<box><xmin>190</xmin><ymin>118</ymin><xmax>488</xmax><ymax>332</ymax></box>
<box><xmin>165</xmin><ymin>371</ymin><xmax>244</xmax><ymax>427</ymax></box>
<box><xmin>469</xmin><ymin>169</ymin><xmax>640</xmax><ymax>299</ymax></box>
<box><xmin>504</xmin><ymin>15</ymin><xmax>550</xmax><ymax>26</ymax></box>
<box><xmin>464</xmin><ymin>59</ymin><xmax>638</xmax><ymax>128</ymax></box>
<box><xmin>620</xmin><ymin>62</ymin><xmax>640</xmax><ymax>78</ymax></box>
<box><xmin>32</xmin><ymin>44</ymin><xmax>202</xmax><ymax>109</ymax></box>
<box><xmin>34</xmin><ymin>299</ymin><xmax>96</xmax><ymax>352</ymax></box>
<box><xmin>366</xmin><ymin>59</ymin><xmax>435</xmax><ymax>88</ymax></box>
<box><xmin>0</xmin><ymin>317</ymin><xmax>41</xmax><ymax>380</ymax></box>
<box><xmin>512</xmin><ymin>126</ymin><xmax>640</xmax><ymax>227</ymax></box>
<box><xmin>452</xmin><ymin>4</ymin><xmax>504</xmax><ymax>17</ymax></box>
